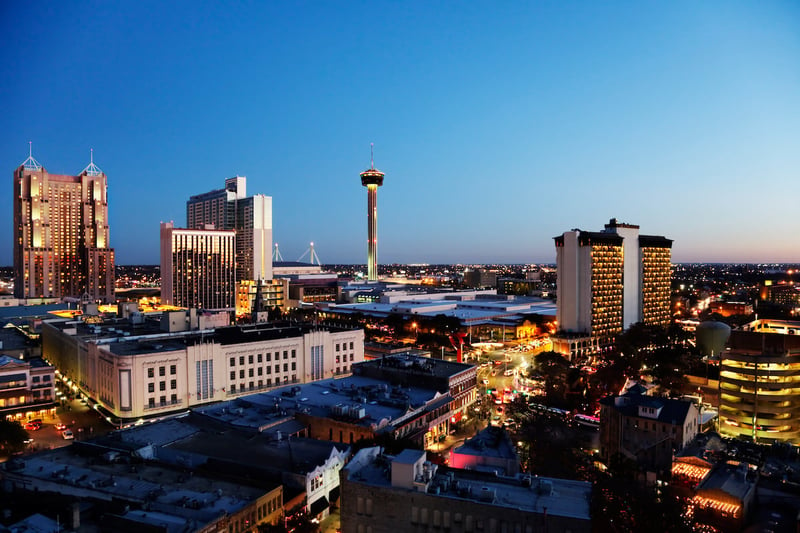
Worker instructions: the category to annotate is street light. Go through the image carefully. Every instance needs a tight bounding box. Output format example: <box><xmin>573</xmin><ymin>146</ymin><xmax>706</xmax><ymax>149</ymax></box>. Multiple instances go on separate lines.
<box><xmin>412</xmin><ymin>322</ymin><xmax>418</xmax><ymax>341</ymax></box>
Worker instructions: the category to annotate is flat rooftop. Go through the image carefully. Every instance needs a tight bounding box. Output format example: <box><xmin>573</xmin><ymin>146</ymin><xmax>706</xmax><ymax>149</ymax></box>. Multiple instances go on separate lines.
<box><xmin>348</xmin><ymin>449</ymin><xmax>591</xmax><ymax>520</ymax></box>
<box><xmin>2</xmin><ymin>445</ymin><xmax>276</xmax><ymax>526</ymax></box>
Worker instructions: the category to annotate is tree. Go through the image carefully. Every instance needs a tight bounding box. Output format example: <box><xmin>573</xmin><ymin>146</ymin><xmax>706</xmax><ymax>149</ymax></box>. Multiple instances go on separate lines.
<box><xmin>0</xmin><ymin>420</ymin><xmax>29</xmax><ymax>456</ymax></box>
<box><xmin>533</xmin><ymin>351</ymin><xmax>571</xmax><ymax>405</ymax></box>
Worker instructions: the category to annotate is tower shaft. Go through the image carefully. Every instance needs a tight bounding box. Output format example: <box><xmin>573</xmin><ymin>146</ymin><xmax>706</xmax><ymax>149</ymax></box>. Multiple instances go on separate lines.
<box><xmin>366</xmin><ymin>184</ymin><xmax>378</xmax><ymax>281</ymax></box>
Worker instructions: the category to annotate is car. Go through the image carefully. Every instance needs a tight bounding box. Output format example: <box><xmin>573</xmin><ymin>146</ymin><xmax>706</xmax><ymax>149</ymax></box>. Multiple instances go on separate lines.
<box><xmin>24</xmin><ymin>422</ymin><xmax>41</xmax><ymax>431</ymax></box>
<box><xmin>55</xmin><ymin>423</ymin><xmax>67</xmax><ymax>431</ymax></box>
<box><xmin>61</xmin><ymin>429</ymin><xmax>74</xmax><ymax>440</ymax></box>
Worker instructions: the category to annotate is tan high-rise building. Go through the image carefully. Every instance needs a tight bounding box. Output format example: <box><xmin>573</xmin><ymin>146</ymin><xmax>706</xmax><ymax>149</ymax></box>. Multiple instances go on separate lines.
<box><xmin>553</xmin><ymin>219</ymin><xmax>672</xmax><ymax>359</ymax></box>
<box><xmin>13</xmin><ymin>149</ymin><xmax>115</xmax><ymax>303</ymax></box>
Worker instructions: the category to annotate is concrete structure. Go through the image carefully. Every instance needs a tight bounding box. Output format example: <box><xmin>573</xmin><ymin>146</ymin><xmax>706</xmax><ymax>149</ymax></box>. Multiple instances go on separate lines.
<box><xmin>41</xmin><ymin>313</ymin><xmax>363</xmax><ymax>426</ymax></box>
<box><xmin>0</xmin><ymin>356</ymin><xmax>56</xmax><ymax>421</ymax></box>
<box><xmin>719</xmin><ymin>319</ymin><xmax>800</xmax><ymax>443</ymax></box>
<box><xmin>340</xmin><ymin>446</ymin><xmax>592</xmax><ymax>533</ymax></box>
<box><xmin>449</xmin><ymin>425</ymin><xmax>519</xmax><ymax>476</ymax></box>
<box><xmin>160</xmin><ymin>222</ymin><xmax>237</xmax><ymax>312</ymax></box>
<box><xmin>599</xmin><ymin>389</ymin><xmax>699</xmax><ymax>475</ymax></box>
<box><xmin>13</xmin><ymin>149</ymin><xmax>115</xmax><ymax>303</ymax></box>
<box><xmin>462</xmin><ymin>268</ymin><xmax>498</xmax><ymax>289</ymax></box>
<box><xmin>554</xmin><ymin>218</ymin><xmax>672</xmax><ymax>359</ymax></box>
<box><xmin>360</xmin><ymin>152</ymin><xmax>385</xmax><ymax>281</ymax></box>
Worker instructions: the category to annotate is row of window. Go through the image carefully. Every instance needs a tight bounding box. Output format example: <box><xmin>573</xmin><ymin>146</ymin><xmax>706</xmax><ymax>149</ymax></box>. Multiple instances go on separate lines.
<box><xmin>147</xmin><ymin>365</ymin><xmax>177</xmax><ymax>378</ymax></box>
<box><xmin>147</xmin><ymin>394</ymin><xmax>178</xmax><ymax>408</ymax></box>
<box><xmin>148</xmin><ymin>380</ymin><xmax>177</xmax><ymax>393</ymax></box>
<box><xmin>230</xmin><ymin>351</ymin><xmax>296</xmax><ymax>367</ymax></box>
<box><xmin>230</xmin><ymin>376</ymin><xmax>297</xmax><ymax>393</ymax></box>
<box><xmin>230</xmin><ymin>362</ymin><xmax>296</xmax><ymax>380</ymax></box>
<box><xmin>335</xmin><ymin>342</ymin><xmax>355</xmax><ymax>351</ymax></box>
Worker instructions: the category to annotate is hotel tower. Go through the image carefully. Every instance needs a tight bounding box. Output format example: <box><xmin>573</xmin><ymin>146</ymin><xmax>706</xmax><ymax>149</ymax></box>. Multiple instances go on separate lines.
<box><xmin>553</xmin><ymin>218</ymin><xmax>672</xmax><ymax>359</ymax></box>
<box><xmin>13</xmin><ymin>147</ymin><xmax>115</xmax><ymax>303</ymax></box>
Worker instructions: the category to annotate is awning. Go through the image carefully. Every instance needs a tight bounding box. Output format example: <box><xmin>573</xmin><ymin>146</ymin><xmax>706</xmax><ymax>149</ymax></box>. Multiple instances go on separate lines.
<box><xmin>328</xmin><ymin>486</ymin><xmax>340</xmax><ymax>505</ymax></box>
<box><xmin>309</xmin><ymin>496</ymin><xmax>329</xmax><ymax>517</ymax></box>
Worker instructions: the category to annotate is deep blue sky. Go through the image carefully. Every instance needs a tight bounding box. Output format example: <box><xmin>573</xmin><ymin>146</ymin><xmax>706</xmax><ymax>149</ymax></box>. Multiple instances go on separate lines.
<box><xmin>2</xmin><ymin>2</ymin><xmax>799</xmax><ymax>265</ymax></box>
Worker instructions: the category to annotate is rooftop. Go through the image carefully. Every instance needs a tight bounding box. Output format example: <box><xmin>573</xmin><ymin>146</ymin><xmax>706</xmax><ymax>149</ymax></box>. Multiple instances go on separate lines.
<box><xmin>346</xmin><ymin>448</ymin><xmax>591</xmax><ymax>520</ymax></box>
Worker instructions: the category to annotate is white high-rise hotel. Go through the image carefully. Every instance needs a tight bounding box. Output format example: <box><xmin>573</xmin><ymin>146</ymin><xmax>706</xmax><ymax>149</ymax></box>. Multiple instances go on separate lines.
<box><xmin>553</xmin><ymin>218</ymin><xmax>672</xmax><ymax>359</ymax></box>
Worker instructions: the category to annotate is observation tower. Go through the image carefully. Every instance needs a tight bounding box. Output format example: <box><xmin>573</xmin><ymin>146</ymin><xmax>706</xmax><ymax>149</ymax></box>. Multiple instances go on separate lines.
<box><xmin>360</xmin><ymin>144</ymin><xmax>385</xmax><ymax>281</ymax></box>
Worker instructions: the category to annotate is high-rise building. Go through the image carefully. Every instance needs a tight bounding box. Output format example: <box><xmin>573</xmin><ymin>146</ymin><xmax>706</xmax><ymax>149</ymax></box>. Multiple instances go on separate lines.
<box><xmin>186</xmin><ymin>176</ymin><xmax>273</xmax><ymax>282</ymax></box>
<box><xmin>553</xmin><ymin>219</ymin><xmax>672</xmax><ymax>358</ymax></box>
<box><xmin>360</xmin><ymin>147</ymin><xmax>385</xmax><ymax>281</ymax></box>
<box><xmin>160</xmin><ymin>222</ymin><xmax>237</xmax><ymax>311</ymax></box>
<box><xmin>13</xmin><ymin>148</ymin><xmax>115</xmax><ymax>303</ymax></box>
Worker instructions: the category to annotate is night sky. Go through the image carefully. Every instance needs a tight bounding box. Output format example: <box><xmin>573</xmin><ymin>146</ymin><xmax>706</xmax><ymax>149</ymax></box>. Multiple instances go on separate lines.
<box><xmin>2</xmin><ymin>1</ymin><xmax>799</xmax><ymax>265</ymax></box>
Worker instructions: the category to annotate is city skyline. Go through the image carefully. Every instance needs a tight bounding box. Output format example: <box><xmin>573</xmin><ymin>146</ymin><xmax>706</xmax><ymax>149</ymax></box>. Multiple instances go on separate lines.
<box><xmin>2</xmin><ymin>2</ymin><xmax>799</xmax><ymax>266</ymax></box>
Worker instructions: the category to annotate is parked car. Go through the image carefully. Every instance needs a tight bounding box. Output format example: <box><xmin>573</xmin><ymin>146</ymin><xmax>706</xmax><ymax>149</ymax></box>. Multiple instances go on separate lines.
<box><xmin>55</xmin><ymin>423</ymin><xmax>67</xmax><ymax>431</ymax></box>
<box><xmin>24</xmin><ymin>422</ymin><xmax>41</xmax><ymax>431</ymax></box>
<box><xmin>61</xmin><ymin>429</ymin><xmax>74</xmax><ymax>440</ymax></box>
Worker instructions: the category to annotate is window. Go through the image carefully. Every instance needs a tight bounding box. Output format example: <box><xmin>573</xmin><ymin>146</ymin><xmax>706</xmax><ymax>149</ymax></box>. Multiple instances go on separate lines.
<box><xmin>149</xmin><ymin>398</ymin><xmax>155</xmax><ymax>408</ymax></box>
<box><xmin>240</xmin><ymin>370</ymin><xmax>245</xmax><ymax>379</ymax></box>
<box><xmin>159</xmin><ymin>367</ymin><xmax>166</xmax><ymax>377</ymax></box>
<box><xmin>230</xmin><ymin>371</ymin><xmax>236</xmax><ymax>380</ymax></box>
<box><xmin>266</xmin><ymin>367</ymin><xmax>272</xmax><ymax>375</ymax></box>
<box><xmin>148</xmin><ymin>383</ymin><xmax>155</xmax><ymax>393</ymax></box>
<box><xmin>267</xmin><ymin>378</ymin><xmax>272</xmax><ymax>386</ymax></box>
<box><xmin>283</xmin><ymin>363</ymin><xmax>288</xmax><ymax>372</ymax></box>
<box><xmin>249</xmin><ymin>355</ymin><xmax>254</xmax><ymax>364</ymax></box>
<box><xmin>32</xmin><ymin>376</ymin><xmax>40</xmax><ymax>383</ymax></box>
<box><xmin>230</xmin><ymin>357</ymin><xmax>235</xmax><ymax>367</ymax></box>
<box><xmin>170</xmin><ymin>379</ymin><xmax>177</xmax><ymax>390</ymax></box>
<box><xmin>336</xmin><ymin>343</ymin><xmax>340</xmax><ymax>352</ymax></box>
<box><xmin>291</xmin><ymin>349</ymin><xmax>296</xmax><ymax>358</ymax></box>
<box><xmin>160</xmin><ymin>381</ymin><xmax>166</xmax><ymax>391</ymax></box>
<box><xmin>257</xmin><ymin>367</ymin><xmax>263</xmax><ymax>376</ymax></box>
<box><xmin>258</xmin><ymin>354</ymin><xmax>262</xmax><ymax>363</ymax></box>
<box><xmin>291</xmin><ymin>362</ymin><xmax>296</xmax><ymax>371</ymax></box>
<box><xmin>43</xmin><ymin>375</ymin><xmax>51</xmax><ymax>382</ymax></box>
<box><xmin>275</xmin><ymin>364</ymin><xmax>279</xmax><ymax>373</ymax></box>
<box><xmin>249</xmin><ymin>369</ymin><xmax>254</xmax><ymax>377</ymax></box>
<box><xmin>249</xmin><ymin>382</ymin><xmax>254</xmax><ymax>390</ymax></box>
<box><xmin>266</xmin><ymin>353</ymin><xmax>271</xmax><ymax>362</ymax></box>
<box><xmin>239</xmin><ymin>356</ymin><xmax>245</xmax><ymax>365</ymax></box>
<box><xmin>350</xmin><ymin>342</ymin><xmax>354</xmax><ymax>350</ymax></box>
<box><xmin>350</xmin><ymin>354</ymin><xmax>354</xmax><ymax>362</ymax></box>
<box><xmin>283</xmin><ymin>351</ymin><xmax>288</xmax><ymax>360</ymax></box>
<box><xmin>147</xmin><ymin>368</ymin><xmax>154</xmax><ymax>378</ymax></box>
<box><xmin>171</xmin><ymin>393</ymin><xmax>177</xmax><ymax>403</ymax></box>
<box><xmin>170</xmin><ymin>365</ymin><xmax>176</xmax><ymax>375</ymax></box>
<box><xmin>160</xmin><ymin>396</ymin><xmax>166</xmax><ymax>405</ymax></box>
<box><xmin>336</xmin><ymin>356</ymin><xmax>340</xmax><ymax>364</ymax></box>
<box><xmin>231</xmin><ymin>384</ymin><xmax>236</xmax><ymax>393</ymax></box>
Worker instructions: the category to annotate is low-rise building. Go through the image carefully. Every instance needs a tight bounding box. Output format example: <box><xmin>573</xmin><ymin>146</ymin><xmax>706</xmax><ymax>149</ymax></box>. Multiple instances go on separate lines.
<box><xmin>599</xmin><ymin>390</ymin><xmax>699</xmax><ymax>475</ymax></box>
<box><xmin>340</xmin><ymin>446</ymin><xmax>591</xmax><ymax>533</ymax></box>
<box><xmin>0</xmin><ymin>355</ymin><xmax>56</xmax><ymax>422</ymax></box>
<box><xmin>42</xmin><ymin>312</ymin><xmax>363</xmax><ymax>426</ymax></box>
<box><xmin>449</xmin><ymin>425</ymin><xmax>519</xmax><ymax>476</ymax></box>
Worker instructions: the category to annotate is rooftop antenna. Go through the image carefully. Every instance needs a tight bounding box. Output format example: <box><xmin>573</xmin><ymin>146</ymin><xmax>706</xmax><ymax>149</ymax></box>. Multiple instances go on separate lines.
<box><xmin>82</xmin><ymin>148</ymin><xmax>103</xmax><ymax>176</ymax></box>
<box><xmin>273</xmin><ymin>243</ymin><xmax>284</xmax><ymax>262</ymax></box>
<box><xmin>22</xmin><ymin>141</ymin><xmax>43</xmax><ymax>171</ymax></box>
<box><xmin>370</xmin><ymin>142</ymin><xmax>374</xmax><ymax>169</ymax></box>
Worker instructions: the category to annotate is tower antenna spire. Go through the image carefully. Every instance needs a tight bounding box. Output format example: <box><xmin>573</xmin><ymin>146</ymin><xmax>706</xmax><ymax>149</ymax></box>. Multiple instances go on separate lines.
<box><xmin>22</xmin><ymin>141</ymin><xmax>42</xmax><ymax>171</ymax></box>
<box><xmin>370</xmin><ymin>143</ymin><xmax>374</xmax><ymax>169</ymax></box>
<box><xmin>29</xmin><ymin>141</ymin><xmax>32</xmax><ymax>159</ymax></box>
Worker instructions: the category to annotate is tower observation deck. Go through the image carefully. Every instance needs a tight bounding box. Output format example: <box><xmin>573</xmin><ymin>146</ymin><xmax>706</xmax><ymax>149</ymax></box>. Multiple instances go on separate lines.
<box><xmin>360</xmin><ymin>146</ymin><xmax>385</xmax><ymax>281</ymax></box>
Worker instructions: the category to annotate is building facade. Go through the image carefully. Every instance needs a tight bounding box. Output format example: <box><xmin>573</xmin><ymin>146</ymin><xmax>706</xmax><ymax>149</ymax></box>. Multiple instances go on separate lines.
<box><xmin>160</xmin><ymin>222</ymin><xmax>237</xmax><ymax>311</ymax></box>
<box><xmin>719</xmin><ymin>319</ymin><xmax>800</xmax><ymax>444</ymax></box>
<box><xmin>13</xmin><ymin>151</ymin><xmax>115</xmax><ymax>303</ymax></box>
<box><xmin>599</xmin><ymin>390</ymin><xmax>699</xmax><ymax>474</ymax></box>
<box><xmin>554</xmin><ymin>219</ymin><xmax>672</xmax><ymax>358</ymax></box>
<box><xmin>0</xmin><ymin>356</ymin><xmax>56</xmax><ymax>422</ymax></box>
<box><xmin>41</xmin><ymin>315</ymin><xmax>364</xmax><ymax>425</ymax></box>
<box><xmin>340</xmin><ymin>447</ymin><xmax>592</xmax><ymax>533</ymax></box>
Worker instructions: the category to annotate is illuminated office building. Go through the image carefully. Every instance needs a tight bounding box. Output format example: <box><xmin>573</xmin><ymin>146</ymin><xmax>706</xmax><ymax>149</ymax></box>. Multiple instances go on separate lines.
<box><xmin>13</xmin><ymin>148</ymin><xmax>115</xmax><ymax>303</ymax></box>
<box><xmin>186</xmin><ymin>176</ymin><xmax>273</xmax><ymax>282</ymax></box>
<box><xmin>553</xmin><ymin>219</ymin><xmax>672</xmax><ymax>358</ymax></box>
<box><xmin>160</xmin><ymin>222</ymin><xmax>236</xmax><ymax>311</ymax></box>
